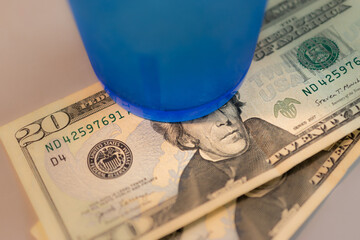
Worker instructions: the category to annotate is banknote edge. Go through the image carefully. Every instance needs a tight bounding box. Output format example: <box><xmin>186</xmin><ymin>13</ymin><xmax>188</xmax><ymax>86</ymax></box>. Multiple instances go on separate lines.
<box><xmin>273</xmin><ymin>131</ymin><xmax>360</xmax><ymax>240</ymax></box>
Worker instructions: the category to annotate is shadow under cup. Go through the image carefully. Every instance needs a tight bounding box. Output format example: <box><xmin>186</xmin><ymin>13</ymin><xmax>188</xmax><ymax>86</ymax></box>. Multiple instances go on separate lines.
<box><xmin>68</xmin><ymin>0</ymin><xmax>267</xmax><ymax>122</ymax></box>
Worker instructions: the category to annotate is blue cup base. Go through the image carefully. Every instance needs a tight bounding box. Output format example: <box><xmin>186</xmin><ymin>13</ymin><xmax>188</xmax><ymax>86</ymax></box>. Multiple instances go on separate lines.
<box><xmin>103</xmin><ymin>74</ymin><xmax>246</xmax><ymax>122</ymax></box>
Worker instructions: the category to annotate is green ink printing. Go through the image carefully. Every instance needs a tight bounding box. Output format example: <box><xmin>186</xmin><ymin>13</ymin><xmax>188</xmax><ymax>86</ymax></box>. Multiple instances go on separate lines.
<box><xmin>297</xmin><ymin>37</ymin><xmax>339</xmax><ymax>70</ymax></box>
<box><xmin>302</xmin><ymin>57</ymin><xmax>360</xmax><ymax>96</ymax></box>
<box><xmin>45</xmin><ymin>110</ymin><xmax>125</xmax><ymax>152</ymax></box>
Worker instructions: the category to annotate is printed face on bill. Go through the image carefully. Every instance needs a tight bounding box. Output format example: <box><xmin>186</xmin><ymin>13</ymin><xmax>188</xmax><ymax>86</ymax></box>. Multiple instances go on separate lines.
<box><xmin>182</xmin><ymin>101</ymin><xmax>250</xmax><ymax>161</ymax></box>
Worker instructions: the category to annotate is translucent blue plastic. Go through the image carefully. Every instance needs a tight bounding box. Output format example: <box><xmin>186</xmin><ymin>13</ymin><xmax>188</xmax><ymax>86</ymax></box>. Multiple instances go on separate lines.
<box><xmin>68</xmin><ymin>0</ymin><xmax>267</xmax><ymax>122</ymax></box>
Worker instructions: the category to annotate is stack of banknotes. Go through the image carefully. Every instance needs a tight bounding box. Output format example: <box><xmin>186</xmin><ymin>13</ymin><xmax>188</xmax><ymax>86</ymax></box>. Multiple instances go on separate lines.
<box><xmin>1</xmin><ymin>0</ymin><xmax>360</xmax><ymax>239</ymax></box>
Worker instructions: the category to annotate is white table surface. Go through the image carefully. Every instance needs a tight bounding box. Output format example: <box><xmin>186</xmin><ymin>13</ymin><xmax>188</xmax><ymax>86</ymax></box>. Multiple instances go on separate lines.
<box><xmin>1</xmin><ymin>0</ymin><xmax>359</xmax><ymax>239</ymax></box>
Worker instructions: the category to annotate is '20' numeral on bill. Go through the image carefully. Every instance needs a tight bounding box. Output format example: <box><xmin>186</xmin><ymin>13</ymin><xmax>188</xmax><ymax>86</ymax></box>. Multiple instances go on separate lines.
<box><xmin>15</xmin><ymin>111</ymin><xmax>70</xmax><ymax>147</ymax></box>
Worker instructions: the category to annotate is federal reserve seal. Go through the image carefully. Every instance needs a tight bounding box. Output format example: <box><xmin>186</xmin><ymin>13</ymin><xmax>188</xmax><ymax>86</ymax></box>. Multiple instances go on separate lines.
<box><xmin>297</xmin><ymin>37</ymin><xmax>339</xmax><ymax>70</ymax></box>
<box><xmin>87</xmin><ymin>139</ymin><xmax>133</xmax><ymax>179</ymax></box>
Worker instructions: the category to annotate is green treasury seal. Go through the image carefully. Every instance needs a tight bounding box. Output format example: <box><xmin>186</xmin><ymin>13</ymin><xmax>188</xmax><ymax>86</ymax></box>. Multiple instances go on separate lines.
<box><xmin>297</xmin><ymin>37</ymin><xmax>339</xmax><ymax>70</ymax></box>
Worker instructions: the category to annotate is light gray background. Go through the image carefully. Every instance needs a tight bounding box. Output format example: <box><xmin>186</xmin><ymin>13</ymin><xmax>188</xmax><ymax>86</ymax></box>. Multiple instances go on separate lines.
<box><xmin>0</xmin><ymin>0</ymin><xmax>359</xmax><ymax>239</ymax></box>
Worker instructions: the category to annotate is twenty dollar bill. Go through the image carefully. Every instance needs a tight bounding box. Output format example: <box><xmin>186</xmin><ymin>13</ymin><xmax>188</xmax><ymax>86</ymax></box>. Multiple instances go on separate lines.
<box><xmin>1</xmin><ymin>0</ymin><xmax>360</xmax><ymax>239</ymax></box>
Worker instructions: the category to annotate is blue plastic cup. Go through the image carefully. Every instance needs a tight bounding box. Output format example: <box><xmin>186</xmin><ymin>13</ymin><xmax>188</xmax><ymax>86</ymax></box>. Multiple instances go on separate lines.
<box><xmin>68</xmin><ymin>1</ymin><xmax>267</xmax><ymax>122</ymax></box>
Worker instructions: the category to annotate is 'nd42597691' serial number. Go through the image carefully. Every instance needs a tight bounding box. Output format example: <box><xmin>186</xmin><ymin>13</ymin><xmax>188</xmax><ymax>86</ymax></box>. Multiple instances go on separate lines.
<box><xmin>302</xmin><ymin>57</ymin><xmax>360</xmax><ymax>96</ymax></box>
<box><xmin>45</xmin><ymin>110</ymin><xmax>125</xmax><ymax>152</ymax></box>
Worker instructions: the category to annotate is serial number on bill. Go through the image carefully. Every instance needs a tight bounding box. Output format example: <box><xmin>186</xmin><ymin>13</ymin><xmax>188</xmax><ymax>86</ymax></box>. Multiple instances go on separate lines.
<box><xmin>302</xmin><ymin>57</ymin><xmax>360</xmax><ymax>96</ymax></box>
